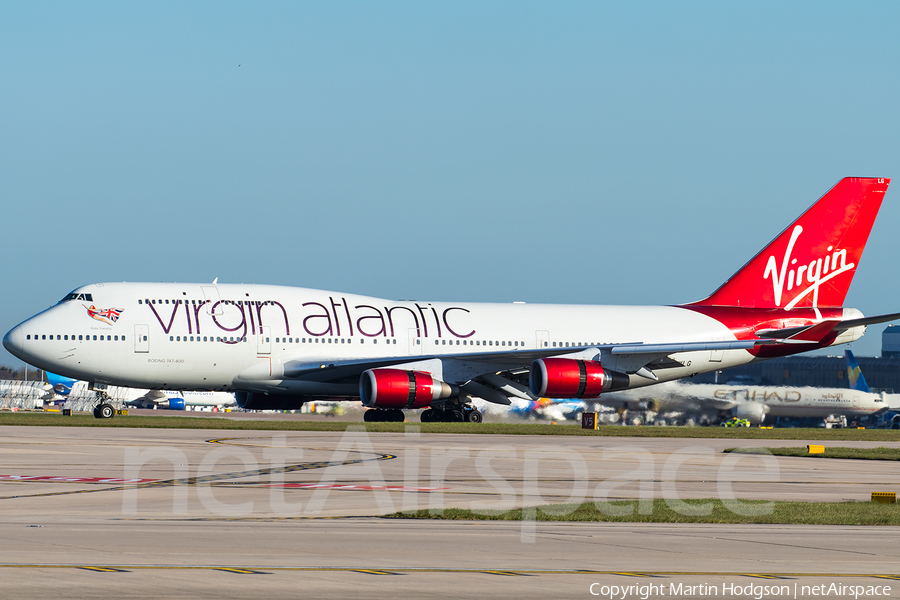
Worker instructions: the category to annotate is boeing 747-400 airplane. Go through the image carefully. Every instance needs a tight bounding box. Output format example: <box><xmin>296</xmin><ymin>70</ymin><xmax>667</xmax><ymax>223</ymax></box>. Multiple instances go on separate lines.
<box><xmin>4</xmin><ymin>178</ymin><xmax>899</xmax><ymax>422</ymax></box>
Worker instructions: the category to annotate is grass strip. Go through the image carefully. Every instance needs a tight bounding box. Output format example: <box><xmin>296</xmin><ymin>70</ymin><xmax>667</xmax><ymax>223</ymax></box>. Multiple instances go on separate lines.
<box><xmin>386</xmin><ymin>499</ymin><xmax>900</xmax><ymax>526</ymax></box>
<box><xmin>725</xmin><ymin>446</ymin><xmax>900</xmax><ymax>460</ymax></box>
<box><xmin>2</xmin><ymin>412</ymin><xmax>900</xmax><ymax>439</ymax></box>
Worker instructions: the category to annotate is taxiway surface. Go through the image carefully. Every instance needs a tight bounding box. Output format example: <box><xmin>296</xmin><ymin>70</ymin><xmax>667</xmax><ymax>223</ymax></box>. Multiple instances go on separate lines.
<box><xmin>1</xmin><ymin>425</ymin><xmax>898</xmax><ymax>598</ymax></box>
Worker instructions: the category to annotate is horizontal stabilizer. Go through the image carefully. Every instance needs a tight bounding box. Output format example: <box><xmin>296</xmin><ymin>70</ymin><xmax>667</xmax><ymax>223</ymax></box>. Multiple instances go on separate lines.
<box><xmin>830</xmin><ymin>311</ymin><xmax>900</xmax><ymax>332</ymax></box>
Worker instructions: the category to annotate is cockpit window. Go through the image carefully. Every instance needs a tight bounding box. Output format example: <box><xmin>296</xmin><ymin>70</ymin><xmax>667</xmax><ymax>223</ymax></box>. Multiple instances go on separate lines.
<box><xmin>60</xmin><ymin>293</ymin><xmax>94</xmax><ymax>303</ymax></box>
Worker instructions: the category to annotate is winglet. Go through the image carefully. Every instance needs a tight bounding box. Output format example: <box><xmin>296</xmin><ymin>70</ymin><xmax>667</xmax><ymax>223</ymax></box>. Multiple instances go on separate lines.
<box><xmin>691</xmin><ymin>177</ymin><xmax>890</xmax><ymax>309</ymax></box>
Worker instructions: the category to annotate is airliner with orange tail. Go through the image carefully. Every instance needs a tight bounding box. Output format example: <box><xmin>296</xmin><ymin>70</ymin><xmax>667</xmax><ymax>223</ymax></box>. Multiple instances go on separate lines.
<box><xmin>4</xmin><ymin>178</ymin><xmax>898</xmax><ymax>422</ymax></box>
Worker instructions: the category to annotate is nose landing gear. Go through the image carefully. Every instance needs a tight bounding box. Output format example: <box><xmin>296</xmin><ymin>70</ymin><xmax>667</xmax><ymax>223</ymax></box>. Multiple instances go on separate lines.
<box><xmin>92</xmin><ymin>391</ymin><xmax>116</xmax><ymax>419</ymax></box>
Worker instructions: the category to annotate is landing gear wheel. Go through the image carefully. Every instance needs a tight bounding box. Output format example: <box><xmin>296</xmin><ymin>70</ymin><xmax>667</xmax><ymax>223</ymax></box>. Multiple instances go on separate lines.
<box><xmin>95</xmin><ymin>403</ymin><xmax>115</xmax><ymax>419</ymax></box>
<box><xmin>364</xmin><ymin>409</ymin><xmax>375</xmax><ymax>422</ymax></box>
<box><xmin>391</xmin><ymin>409</ymin><xmax>405</xmax><ymax>422</ymax></box>
<box><xmin>421</xmin><ymin>409</ymin><xmax>434</xmax><ymax>423</ymax></box>
<box><xmin>449</xmin><ymin>409</ymin><xmax>464</xmax><ymax>422</ymax></box>
<box><xmin>465</xmin><ymin>409</ymin><xmax>483</xmax><ymax>423</ymax></box>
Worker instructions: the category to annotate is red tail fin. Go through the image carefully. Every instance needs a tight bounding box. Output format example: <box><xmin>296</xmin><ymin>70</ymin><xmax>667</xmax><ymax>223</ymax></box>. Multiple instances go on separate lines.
<box><xmin>691</xmin><ymin>177</ymin><xmax>890</xmax><ymax>309</ymax></box>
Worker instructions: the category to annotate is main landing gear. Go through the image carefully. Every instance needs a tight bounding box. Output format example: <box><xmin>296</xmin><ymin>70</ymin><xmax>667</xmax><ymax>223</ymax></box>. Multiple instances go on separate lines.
<box><xmin>363</xmin><ymin>409</ymin><xmax>405</xmax><ymax>422</ymax></box>
<box><xmin>420</xmin><ymin>405</ymin><xmax>483</xmax><ymax>423</ymax></box>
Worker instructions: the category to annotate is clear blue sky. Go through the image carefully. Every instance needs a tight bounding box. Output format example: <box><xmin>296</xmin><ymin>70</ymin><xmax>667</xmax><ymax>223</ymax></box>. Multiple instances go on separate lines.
<box><xmin>2</xmin><ymin>1</ymin><xmax>900</xmax><ymax>368</ymax></box>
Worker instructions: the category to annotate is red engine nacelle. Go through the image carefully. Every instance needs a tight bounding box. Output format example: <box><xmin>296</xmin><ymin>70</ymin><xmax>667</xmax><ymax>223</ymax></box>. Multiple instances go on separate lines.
<box><xmin>360</xmin><ymin>369</ymin><xmax>454</xmax><ymax>409</ymax></box>
<box><xmin>530</xmin><ymin>358</ymin><xmax>624</xmax><ymax>399</ymax></box>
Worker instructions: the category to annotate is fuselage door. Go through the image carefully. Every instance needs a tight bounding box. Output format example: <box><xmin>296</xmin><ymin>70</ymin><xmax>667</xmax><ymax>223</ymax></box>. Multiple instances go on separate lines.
<box><xmin>535</xmin><ymin>330</ymin><xmax>550</xmax><ymax>349</ymax></box>
<box><xmin>201</xmin><ymin>286</ymin><xmax>223</xmax><ymax>315</ymax></box>
<box><xmin>258</xmin><ymin>326</ymin><xmax>271</xmax><ymax>355</ymax></box>
<box><xmin>134</xmin><ymin>324</ymin><xmax>150</xmax><ymax>353</ymax></box>
<box><xmin>408</xmin><ymin>328</ymin><xmax>422</xmax><ymax>355</ymax></box>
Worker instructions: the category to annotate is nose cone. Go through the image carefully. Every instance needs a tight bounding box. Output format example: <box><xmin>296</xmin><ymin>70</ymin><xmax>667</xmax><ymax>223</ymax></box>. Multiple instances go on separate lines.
<box><xmin>3</xmin><ymin>325</ymin><xmax>24</xmax><ymax>359</ymax></box>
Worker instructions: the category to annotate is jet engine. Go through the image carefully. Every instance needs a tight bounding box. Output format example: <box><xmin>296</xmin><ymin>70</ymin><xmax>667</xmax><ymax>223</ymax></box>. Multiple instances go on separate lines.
<box><xmin>167</xmin><ymin>397</ymin><xmax>185</xmax><ymax>411</ymax></box>
<box><xmin>530</xmin><ymin>358</ymin><xmax>628</xmax><ymax>398</ymax></box>
<box><xmin>734</xmin><ymin>402</ymin><xmax>767</xmax><ymax>425</ymax></box>
<box><xmin>360</xmin><ymin>369</ymin><xmax>455</xmax><ymax>409</ymax></box>
<box><xmin>235</xmin><ymin>391</ymin><xmax>307</xmax><ymax>411</ymax></box>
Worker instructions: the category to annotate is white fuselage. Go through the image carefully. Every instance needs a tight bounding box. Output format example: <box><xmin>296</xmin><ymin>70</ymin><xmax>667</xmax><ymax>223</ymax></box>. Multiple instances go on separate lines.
<box><xmin>600</xmin><ymin>381</ymin><xmax>886</xmax><ymax>418</ymax></box>
<box><xmin>3</xmin><ymin>282</ymin><xmax>855</xmax><ymax>397</ymax></box>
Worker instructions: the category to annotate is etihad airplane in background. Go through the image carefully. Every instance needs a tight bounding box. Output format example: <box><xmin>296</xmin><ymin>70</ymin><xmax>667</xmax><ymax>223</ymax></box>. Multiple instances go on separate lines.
<box><xmin>4</xmin><ymin>178</ymin><xmax>900</xmax><ymax>422</ymax></box>
<box><xmin>597</xmin><ymin>350</ymin><xmax>899</xmax><ymax>425</ymax></box>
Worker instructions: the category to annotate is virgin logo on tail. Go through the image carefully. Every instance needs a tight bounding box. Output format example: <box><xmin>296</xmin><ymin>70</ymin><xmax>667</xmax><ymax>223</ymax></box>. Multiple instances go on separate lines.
<box><xmin>763</xmin><ymin>225</ymin><xmax>854</xmax><ymax>309</ymax></box>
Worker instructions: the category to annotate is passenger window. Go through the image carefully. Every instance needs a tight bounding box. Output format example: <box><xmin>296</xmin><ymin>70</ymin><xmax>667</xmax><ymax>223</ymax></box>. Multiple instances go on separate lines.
<box><xmin>115</xmin><ymin>336</ymin><xmax>119</xmax><ymax>341</ymax></box>
<box><xmin>170</xmin><ymin>336</ymin><xmax>174</xmax><ymax>341</ymax></box>
<box><xmin>144</xmin><ymin>336</ymin><xmax>148</xmax><ymax>341</ymax></box>
<box><xmin>42</xmin><ymin>335</ymin><xmax>46</xmax><ymax>340</ymax></box>
<box><xmin>93</xmin><ymin>335</ymin><xmax>97</xmax><ymax>340</ymax></box>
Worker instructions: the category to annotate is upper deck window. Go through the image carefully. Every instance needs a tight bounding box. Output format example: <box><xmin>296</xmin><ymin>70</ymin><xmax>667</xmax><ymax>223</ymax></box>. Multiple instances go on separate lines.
<box><xmin>60</xmin><ymin>293</ymin><xmax>93</xmax><ymax>303</ymax></box>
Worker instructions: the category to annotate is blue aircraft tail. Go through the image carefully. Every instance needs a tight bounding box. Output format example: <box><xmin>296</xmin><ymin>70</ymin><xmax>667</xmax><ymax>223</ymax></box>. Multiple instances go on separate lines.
<box><xmin>845</xmin><ymin>350</ymin><xmax>870</xmax><ymax>392</ymax></box>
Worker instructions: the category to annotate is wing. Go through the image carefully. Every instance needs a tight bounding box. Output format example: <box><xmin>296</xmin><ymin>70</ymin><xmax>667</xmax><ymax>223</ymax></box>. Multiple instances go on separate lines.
<box><xmin>260</xmin><ymin>312</ymin><xmax>900</xmax><ymax>405</ymax></box>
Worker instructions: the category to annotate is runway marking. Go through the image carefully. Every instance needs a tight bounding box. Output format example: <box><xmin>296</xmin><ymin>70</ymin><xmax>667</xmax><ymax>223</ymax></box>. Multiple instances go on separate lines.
<box><xmin>260</xmin><ymin>483</ymin><xmax>449</xmax><ymax>492</ymax></box>
<box><xmin>0</xmin><ymin>564</ymin><xmax>896</xmax><ymax>578</ymax></box>
<box><xmin>0</xmin><ymin>474</ymin><xmax>158</xmax><ymax>484</ymax></box>
<box><xmin>351</xmin><ymin>569</ymin><xmax>403</xmax><ymax>575</ymax></box>
<box><xmin>216</xmin><ymin>568</ymin><xmax>269</xmax><ymax>575</ymax></box>
<box><xmin>0</xmin><ymin>441</ymin><xmax>397</xmax><ymax>501</ymax></box>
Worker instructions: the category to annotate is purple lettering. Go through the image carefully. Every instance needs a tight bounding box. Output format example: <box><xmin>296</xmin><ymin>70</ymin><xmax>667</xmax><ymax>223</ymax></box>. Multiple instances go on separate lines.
<box><xmin>147</xmin><ymin>302</ymin><xmax>179</xmax><ymax>334</ymax></box>
<box><xmin>442</xmin><ymin>307</ymin><xmax>474</xmax><ymax>338</ymax></box>
<box><xmin>355</xmin><ymin>304</ymin><xmax>386</xmax><ymax>337</ymax></box>
<box><xmin>342</xmin><ymin>297</ymin><xmax>354</xmax><ymax>336</ymax></box>
<box><xmin>303</xmin><ymin>302</ymin><xmax>333</xmax><ymax>336</ymax></box>
<box><xmin>385</xmin><ymin>305</ymin><xmax>419</xmax><ymax>338</ymax></box>
<box><xmin>329</xmin><ymin>297</ymin><xmax>342</xmax><ymax>337</ymax></box>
